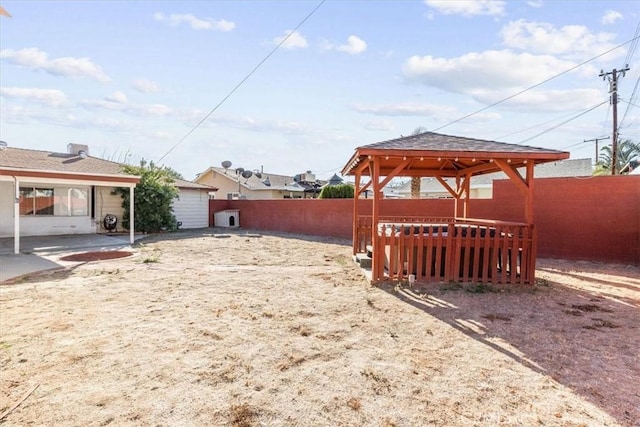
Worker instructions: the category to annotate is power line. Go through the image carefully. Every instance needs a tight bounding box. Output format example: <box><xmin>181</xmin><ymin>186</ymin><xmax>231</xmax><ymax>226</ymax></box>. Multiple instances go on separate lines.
<box><xmin>495</xmin><ymin>107</ymin><xmax>595</xmax><ymax>140</ymax></box>
<box><xmin>624</xmin><ymin>20</ymin><xmax>640</xmax><ymax>66</ymax></box>
<box><xmin>516</xmin><ymin>100</ymin><xmax>608</xmax><ymax>145</ymax></box>
<box><xmin>430</xmin><ymin>34</ymin><xmax>640</xmax><ymax>133</ymax></box>
<box><xmin>619</xmin><ymin>73</ymin><xmax>640</xmax><ymax>128</ymax></box>
<box><xmin>157</xmin><ymin>0</ymin><xmax>326</xmax><ymax>164</ymax></box>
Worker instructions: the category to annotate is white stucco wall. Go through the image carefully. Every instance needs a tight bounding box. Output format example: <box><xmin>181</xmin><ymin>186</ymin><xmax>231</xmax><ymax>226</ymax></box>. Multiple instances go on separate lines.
<box><xmin>173</xmin><ymin>189</ymin><xmax>209</xmax><ymax>229</ymax></box>
<box><xmin>0</xmin><ymin>181</ymin><xmax>16</xmax><ymax>237</ymax></box>
<box><xmin>0</xmin><ymin>181</ymin><xmax>98</xmax><ymax>237</ymax></box>
<box><xmin>95</xmin><ymin>187</ymin><xmax>126</xmax><ymax>233</ymax></box>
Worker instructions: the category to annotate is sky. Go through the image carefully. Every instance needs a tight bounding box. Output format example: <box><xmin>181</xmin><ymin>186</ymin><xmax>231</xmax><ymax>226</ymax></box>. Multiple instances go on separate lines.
<box><xmin>1</xmin><ymin>0</ymin><xmax>639</xmax><ymax>181</ymax></box>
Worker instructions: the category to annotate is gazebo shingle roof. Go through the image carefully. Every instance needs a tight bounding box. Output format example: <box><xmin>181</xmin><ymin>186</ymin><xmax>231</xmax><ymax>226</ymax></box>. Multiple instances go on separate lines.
<box><xmin>362</xmin><ymin>132</ymin><xmax>566</xmax><ymax>155</ymax></box>
<box><xmin>342</xmin><ymin>131</ymin><xmax>569</xmax><ymax>177</ymax></box>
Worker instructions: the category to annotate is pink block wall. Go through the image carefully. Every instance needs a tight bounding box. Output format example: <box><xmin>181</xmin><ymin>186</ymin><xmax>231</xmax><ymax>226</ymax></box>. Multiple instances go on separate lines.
<box><xmin>210</xmin><ymin>176</ymin><xmax>640</xmax><ymax>265</ymax></box>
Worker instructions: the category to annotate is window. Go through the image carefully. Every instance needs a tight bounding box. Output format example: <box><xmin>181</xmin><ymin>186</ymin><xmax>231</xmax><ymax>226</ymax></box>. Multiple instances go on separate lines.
<box><xmin>20</xmin><ymin>187</ymin><xmax>54</xmax><ymax>215</ymax></box>
<box><xmin>19</xmin><ymin>186</ymin><xmax>89</xmax><ymax>216</ymax></box>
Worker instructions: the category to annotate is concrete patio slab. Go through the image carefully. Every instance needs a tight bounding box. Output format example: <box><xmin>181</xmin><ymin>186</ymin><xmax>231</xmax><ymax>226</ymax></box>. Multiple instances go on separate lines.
<box><xmin>0</xmin><ymin>233</ymin><xmax>146</xmax><ymax>283</ymax></box>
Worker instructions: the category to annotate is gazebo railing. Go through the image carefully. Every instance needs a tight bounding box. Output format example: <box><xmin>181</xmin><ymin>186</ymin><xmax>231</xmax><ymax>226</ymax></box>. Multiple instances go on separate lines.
<box><xmin>357</xmin><ymin>216</ymin><xmax>536</xmax><ymax>285</ymax></box>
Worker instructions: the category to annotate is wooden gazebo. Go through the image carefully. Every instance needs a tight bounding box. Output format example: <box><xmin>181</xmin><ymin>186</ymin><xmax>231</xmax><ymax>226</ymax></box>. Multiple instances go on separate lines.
<box><xmin>341</xmin><ymin>132</ymin><xmax>569</xmax><ymax>285</ymax></box>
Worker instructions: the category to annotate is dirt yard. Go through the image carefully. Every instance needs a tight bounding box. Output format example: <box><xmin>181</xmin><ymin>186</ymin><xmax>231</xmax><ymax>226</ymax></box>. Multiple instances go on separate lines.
<box><xmin>1</xmin><ymin>229</ymin><xmax>638</xmax><ymax>426</ymax></box>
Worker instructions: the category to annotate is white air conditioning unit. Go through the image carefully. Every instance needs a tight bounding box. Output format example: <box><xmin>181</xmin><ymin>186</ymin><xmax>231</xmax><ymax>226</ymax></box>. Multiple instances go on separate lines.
<box><xmin>227</xmin><ymin>192</ymin><xmax>240</xmax><ymax>200</ymax></box>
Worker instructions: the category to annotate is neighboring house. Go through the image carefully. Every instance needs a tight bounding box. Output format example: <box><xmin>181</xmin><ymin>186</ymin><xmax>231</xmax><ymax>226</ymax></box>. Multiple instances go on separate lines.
<box><xmin>386</xmin><ymin>158</ymin><xmax>594</xmax><ymax>199</ymax></box>
<box><xmin>195</xmin><ymin>166</ymin><xmax>325</xmax><ymax>200</ymax></box>
<box><xmin>0</xmin><ymin>143</ymin><xmax>139</xmax><ymax>253</ymax></box>
<box><xmin>172</xmin><ymin>178</ymin><xmax>217</xmax><ymax>229</ymax></box>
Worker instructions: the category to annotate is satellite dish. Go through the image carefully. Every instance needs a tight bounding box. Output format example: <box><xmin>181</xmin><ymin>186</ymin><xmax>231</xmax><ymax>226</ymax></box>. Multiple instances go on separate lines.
<box><xmin>235</xmin><ymin>167</ymin><xmax>245</xmax><ymax>175</ymax></box>
<box><xmin>255</xmin><ymin>172</ymin><xmax>262</xmax><ymax>179</ymax></box>
<box><xmin>221</xmin><ymin>160</ymin><xmax>232</xmax><ymax>169</ymax></box>
<box><xmin>242</xmin><ymin>170</ymin><xmax>253</xmax><ymax>179</ymax></box>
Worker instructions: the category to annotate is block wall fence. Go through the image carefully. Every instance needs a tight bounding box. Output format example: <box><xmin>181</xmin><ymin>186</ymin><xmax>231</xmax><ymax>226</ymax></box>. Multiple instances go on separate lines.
<box><xmin>210</xmin><ymin>176</ymin><xmax>640</xmax><ymax>265</ymax></box>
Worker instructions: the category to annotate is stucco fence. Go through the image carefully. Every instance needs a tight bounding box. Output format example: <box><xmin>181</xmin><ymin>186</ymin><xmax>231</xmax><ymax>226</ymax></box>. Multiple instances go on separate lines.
<box><xmin>210</xmin><ymin>176</ymin><xmax>640</xmax><ymax>266</ymax></box>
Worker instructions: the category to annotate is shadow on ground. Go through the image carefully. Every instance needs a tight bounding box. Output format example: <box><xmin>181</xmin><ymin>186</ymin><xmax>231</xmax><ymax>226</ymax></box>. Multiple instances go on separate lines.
<box><xmin>377</xmin><ymin>262</ymin><xmax>640</xmax><ymax>427</ymax></box>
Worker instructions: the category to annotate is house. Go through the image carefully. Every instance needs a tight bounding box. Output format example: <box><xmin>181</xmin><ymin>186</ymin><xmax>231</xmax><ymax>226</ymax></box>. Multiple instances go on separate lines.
<box><xmin>0</xmin><ymin>143</ymin><xmax>218</xmax><ymax>253</ymax></box>
<box><xmin>0</xmin><ymin>143</ymin><xmax>139</xmax><ymax>253</ymax></box>
<box><xmin>195</xmin><ymin>166</ymin><xmax>325</xmax><ymax>200</ymax></box>
<box><xmin>385</xmin><ymin>158</ymin><xmax>593</xmax><ymax>199</ymax></box>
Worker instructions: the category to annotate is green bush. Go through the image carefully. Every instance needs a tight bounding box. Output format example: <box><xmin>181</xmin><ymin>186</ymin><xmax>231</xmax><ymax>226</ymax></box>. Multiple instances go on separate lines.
<box><xmin>113</xmin><ymin>160</ymin><xmax>179</xmax><ymax>233</ymax></box>
<box><xmin>318</xmin><ymin>184</ymin><xmax>354</xmax><ymax>199</ymax></box>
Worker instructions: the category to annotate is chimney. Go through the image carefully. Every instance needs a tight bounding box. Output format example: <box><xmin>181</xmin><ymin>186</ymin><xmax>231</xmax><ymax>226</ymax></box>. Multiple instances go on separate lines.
<box><xmin>67</xmin><ymin>143</ymin><xmax>89</xmax><ymax>156</ymax></box>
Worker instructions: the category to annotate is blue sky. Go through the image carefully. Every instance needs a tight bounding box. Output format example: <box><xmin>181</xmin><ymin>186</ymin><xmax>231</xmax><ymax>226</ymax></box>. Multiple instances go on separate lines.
<box><xmin>1</xmin><ymin>0</ymin><xmax>639</xmax><ymax>180</ymax></box>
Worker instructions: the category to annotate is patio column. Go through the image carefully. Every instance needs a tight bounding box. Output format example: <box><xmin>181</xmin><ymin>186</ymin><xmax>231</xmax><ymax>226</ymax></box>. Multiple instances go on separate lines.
<box><xmin>13</xmin><ymin>177</ymin><xmax>20</xmax><ymax>254</ymax></box>
<box><xmin>129</xmin><ymin>185</ymin><xmax>135</xmax><ymax>244</ymax></box>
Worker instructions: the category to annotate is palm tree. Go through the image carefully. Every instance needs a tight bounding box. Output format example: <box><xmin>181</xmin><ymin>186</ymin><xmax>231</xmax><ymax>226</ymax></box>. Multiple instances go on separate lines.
<box><xmin>595</xmin><ymin>139</ymin><xmax>640</xmax><ymax>175</ymax></box>
<box><xmin>410</xmin><ymin>127</ymin><xmax>429</xmax><ymax>198</ymax></box>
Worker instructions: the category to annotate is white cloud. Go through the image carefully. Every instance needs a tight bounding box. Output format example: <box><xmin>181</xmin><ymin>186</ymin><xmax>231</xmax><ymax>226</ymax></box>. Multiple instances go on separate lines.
<box><xmin>526</xmin><ymin>0</ymin><xmax>543</xmax><ymax>8</ymax></box>
<box><xmin>105</xmin><ymin>91</ymin><xmax>128</xmax><ymax>104</ymax></box>
<box><xmin>403</xmin><ymin>50</ymin><xmax>576</xmax><ymax>92</ymax></box>
<box><xmin>132</xmin><ymin>79</ymin><xmax>161</xmax><ymax>93</ymax></box>
<box><xmin>0</xmin><ymin>87</ymin><xmax>67</xmax><ymax>107</ymax></box>
<box><xmin>470</xmin><ymin>88</ymin><xmax>604</xmax><ymax>112</ymax></box>
<box><xmin>153</xmin><ymin>12</ymin><xmax>235</xmax><ymax>31</ymax></box>
<box><xmin>337</xmin><ymin>35</ymin><xmax>367</xmax><ymax>55</ymax></box>
<box><xmin>353</xmin><ymin>102</ymin><xmax>456</xmax><ymax>118</ymax></box>
<box><xmin>273</xmin><ymin>30</ymin><xmax>308</xmax><ymax>49</ymax></box>
<box><xmin>80</xmin><ymin>99</ymin><xmax>175</xmax><ymax>118</ymax></box>
<box><xmin>602</xmin><ymin>10</ymin><xmax>623</xmax><ymax>25</ymax></box>
<box><xmin>424</xmin><ymin>0</ymin><xmax>505</xmax><ymax>16</ymax></box>
<box><xmin>0</xmin><ymin>48</ymin><xmax>110</xmax><ymax>82</ymax></box>
<box><xmin>401</xmin><ymin>49</ymin><xmax>606</xmax><ymax>112</ymax></box>
<box><xmin>501</xmin><ymin>20</ymin><xmax>618</xmax><ymax>59</ymax></box>
<box><xmin>361</xmin><ymin>119</ymin><xmax>395</xmax><ymax>131</ymax></box>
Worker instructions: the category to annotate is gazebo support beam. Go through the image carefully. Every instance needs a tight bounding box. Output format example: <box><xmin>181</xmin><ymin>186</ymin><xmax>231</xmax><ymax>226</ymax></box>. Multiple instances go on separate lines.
<box><xmin>494</xmin><ymin>159</ymin><xmax>528</xmax><ymax>195</ymax></box>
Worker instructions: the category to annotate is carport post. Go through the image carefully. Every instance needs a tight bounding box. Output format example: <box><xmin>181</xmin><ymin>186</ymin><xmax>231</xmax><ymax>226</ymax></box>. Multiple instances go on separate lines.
<box><xmin>129</xmin><ymin>185</ymin><xmax>135</xmax><ymax>244</ymax></box>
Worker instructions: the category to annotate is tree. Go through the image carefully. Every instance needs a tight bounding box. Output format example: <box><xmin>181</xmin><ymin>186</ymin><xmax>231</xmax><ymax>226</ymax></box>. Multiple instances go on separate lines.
<box><xmin>410</xmin><ymin>126</ymin><xmax>428</xmax><ymax>198</ymax></box>
<box><xmin>595</xmin><ymin>139</ymin><xmax>640</xmax><ymax>175</ymax></box>
<box><xmin>113</xmin><ymin>159</ymin><xmax>180</xmax><ymax>232</ymax></box>
<box><xmin>318</xmin><ymin>184</ymin><xmax>354</xmax><ymax>199</ymax></box>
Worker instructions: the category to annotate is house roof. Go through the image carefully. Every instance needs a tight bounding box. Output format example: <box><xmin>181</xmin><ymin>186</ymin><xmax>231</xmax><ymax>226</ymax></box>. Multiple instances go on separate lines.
<box><xmin>0</xmin><ymin>146</ymin><xmax>139</xmax><ymax>184</ymax></box>
<box><xmin>342</xmin><ymin>131</ymin><xmax>570</xmax><ymax>177</ymax></box>
<box><xmin>198</xmin><ymin>166</ymin><xmax>307</xmax><ymax>193</ymax></box>
<box><xmin>174</xmin><ymin>178</ymin><xmax>217</xmax><ymax>191</ymax></box>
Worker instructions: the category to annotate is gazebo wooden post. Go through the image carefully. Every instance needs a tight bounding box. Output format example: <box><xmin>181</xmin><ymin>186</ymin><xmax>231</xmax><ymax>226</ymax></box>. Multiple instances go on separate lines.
<box><xmin>371</xmin><ymin>157</ymin><xmax>383</xmax><ymax>281</ymax></box>
<box><xmin>454</xmin><ymin>175</ymin><xmax>461</xmax><ymax>218</ymax></box>
<box><xmin>352</xmin><ymin>172</ymin><xmax>361</xmax><ymax>255</ymax></box>
<box><xmin>526</xmin><ymin>161</ymin><xmax>536</xmax><ymax>282</ymax></box>
<box><xmin>525</xmin><ymin>162</ymin><xmax>534</xmax><ymax>223</ymax></box>
<box><xmin>462</xmin><ymin>173</ymin><xmax>471</xmax><ymax>218</ymax></box>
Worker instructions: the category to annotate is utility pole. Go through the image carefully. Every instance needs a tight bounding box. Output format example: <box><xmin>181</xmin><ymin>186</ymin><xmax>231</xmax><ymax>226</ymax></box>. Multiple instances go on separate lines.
<box><xmin>600</xmin><ymin>65</ymin><xmax>630</xmax><ymax>174</ymax></box>
<box><xmin>584</xmin><ymin>136</ymin><xmax>609</xmax><ymax>165</ymax></box>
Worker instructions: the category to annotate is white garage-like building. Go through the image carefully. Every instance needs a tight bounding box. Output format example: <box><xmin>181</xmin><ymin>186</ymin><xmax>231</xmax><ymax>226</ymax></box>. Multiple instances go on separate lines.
<box><xmin>173</xmin><ymin>179</ymin><xmax>216</xmax><ymax>229</ymax></box>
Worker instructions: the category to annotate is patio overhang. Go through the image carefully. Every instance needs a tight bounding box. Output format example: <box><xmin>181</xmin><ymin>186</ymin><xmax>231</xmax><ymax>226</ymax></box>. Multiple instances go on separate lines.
<box><xmin>0</xmin><ymin>168</ymin><xmax>141</xmax><ymax>254</ymax></box>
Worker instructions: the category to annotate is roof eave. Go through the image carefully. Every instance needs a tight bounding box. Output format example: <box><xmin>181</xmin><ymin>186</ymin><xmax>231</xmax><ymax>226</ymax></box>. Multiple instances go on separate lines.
<box><xmin>0</xmin><ymin>167</ymin><xmax>141</xmax><ymax>184</ymax></box>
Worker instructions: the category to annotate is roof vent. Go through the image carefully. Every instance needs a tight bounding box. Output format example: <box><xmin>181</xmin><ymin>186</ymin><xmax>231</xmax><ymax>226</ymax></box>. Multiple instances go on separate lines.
<box><xmin>67</xmin><ymin>143</ymin><xmax>89</xmax><ymax>156</ymax></box>
<box><xmin>78</xmin><ymin>150</ymin><xmax>88</xmax><ymax>159</ymax></box>
<box><xmin>0</xmin><ymin>141</ymin><xmax>7</xmax><ymax>150</ymax></box>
